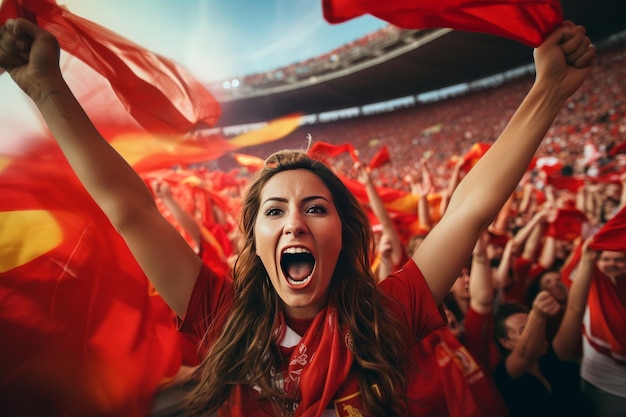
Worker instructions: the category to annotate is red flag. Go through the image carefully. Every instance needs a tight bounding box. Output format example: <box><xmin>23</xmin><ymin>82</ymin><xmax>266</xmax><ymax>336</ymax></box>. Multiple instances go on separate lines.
<box><xmin>323</xmin><ymin>0</ymin><xmax>562</xmax><ymax>47</ymax></box>
<box><xmin>545</xmin><ymin>174</ymin><xmax>585</xmax><ymax>193</ymax></box>
<box><xmin>610</xmin><ymin>141</ymin><xmax>626</xmax><ymax>157</ymax></box>
<box><xmin>0</xmin><ymin>0</ymin><xmax>220</xmax><ymax>134</ymax></box>
<box><xmin>111</xmin><ymin>132</ymin><xmax>237</xmax><ymax>173</ymax></box>
<box><xmin>369</xmin><ymin>145</ymin><xmax>391</xmax><ymax>169</ymax></box>
<box><xmin>232</xmin><ymin>152</ymin><xmax>266</xmax><ymax>174</ymax></box>
<box><xmin>590</xmin><ymin>205</ymin><xmax>626</xmax><ymax>252</ymax></box>
<box><xmin>586</xmin><ymin>269</ymin><xmax>626</xmax><ymax>366</ymax></box>
<box><xmin>307</xmin><ymin>141</ymin><xmax>359</xmax><ymax>164</ymax></box>
<box><xmin>0</xmin><ymin>139</ymin><xmax>184</xmax><ymax>416</ymax></box>
<box><xmin>460</xmin><ymin>142</ymin><xmax>491</xmax><ymax>172</ymax></box>
<box><xmin>535</xmin><ymin>155</ymin><xmax>563</xmax><ymax>177</ymax></box>
<box><xmin>228</xmin><ymin>114</ymin><xmax>304</xmax><ymax>147</ymax></box>
<box><xmin>547</xmin><ymin>207</ymin><xmax>588</xmax><ymax>242</ymax></box>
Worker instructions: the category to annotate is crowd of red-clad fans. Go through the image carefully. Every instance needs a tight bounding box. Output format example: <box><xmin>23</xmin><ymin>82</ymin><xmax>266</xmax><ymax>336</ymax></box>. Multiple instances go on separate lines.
<box><xmin>148</xmin><ymin>40</ymin><xmax>626</xmax><ymax>417</ymax></box>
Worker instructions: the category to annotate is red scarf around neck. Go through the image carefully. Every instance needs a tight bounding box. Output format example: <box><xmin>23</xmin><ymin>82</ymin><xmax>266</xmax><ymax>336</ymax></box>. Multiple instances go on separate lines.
<box><xmin>225</xmin><ymin>305</ymin><xmax>356</xmax><ymax>416</ymax></box>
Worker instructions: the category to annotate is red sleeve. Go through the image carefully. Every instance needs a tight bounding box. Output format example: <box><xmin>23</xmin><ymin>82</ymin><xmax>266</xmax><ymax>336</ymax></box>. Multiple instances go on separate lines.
<box><xmin>504</xmin><ymin>256</ymin><xmax>533</xmax><ymax>304</ymax></box>
<box><xmin>178</xmin><ymin>264</ymin><xmax>234</xmax><ymax>355</ymax></box>
<box><xmin>464</xmin><ymin>307</ymin><xmax>501</xmax><ymax>371</ymax></box>
<box><xmin>378</xmin><ymin>259</ymin><xmax>446</xmax><ymax>342</ymax></box>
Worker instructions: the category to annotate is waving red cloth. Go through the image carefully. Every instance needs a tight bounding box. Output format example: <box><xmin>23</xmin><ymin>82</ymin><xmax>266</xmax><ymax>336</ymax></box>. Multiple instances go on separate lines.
<box><xmin>323</xmin><ymin>0</ymin><xmax>562</xmax><ymax>47</ymax></box>
<box><xmin>0</xmin><ymin>0</ymin><xmax>220</xmax><ymax>134</ymax></box>
<box><xmin>547</xmin><ymin>207</ymin><xmax>588</xmax><ymax>242</ymax></box>
<box><xmin>585</xmin><ymin>205</ymin><xmax>626</xmax><ymax>364</ymax></box>
<box><xmin>0</xmin><ymin>141</ymin><xmax>183</xmax><ymax>417</ymax></box>
<box><xmin>461</xmin><ymin>142</ymin><xmax>491</xmax><ymax>172</ymax></box>
<box><xmin>369</xmin><ymin>145</ymin><xmax>391</xmax><ymax>169</ymax></box>
<box><xmin>585</xmin><ymin>269</ymin><xmax>626</xmax><ymax>366</ymax></box>
<box><xmin>307</xmin><ymin>141</ymin><xmax>359</xmax><ymax>165</ymax></box>
<box><xmin>590</xmin><ymin>204</ymin><xmax>626</xmax><ymax>252</ymax></box>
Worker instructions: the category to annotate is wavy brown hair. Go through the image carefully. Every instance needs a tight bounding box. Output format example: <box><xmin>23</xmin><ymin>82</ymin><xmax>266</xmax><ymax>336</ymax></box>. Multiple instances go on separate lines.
<box><xmin>186</xmin><ymin>150</ymin><xmax>411</xmax><ymax>416</ymax></box>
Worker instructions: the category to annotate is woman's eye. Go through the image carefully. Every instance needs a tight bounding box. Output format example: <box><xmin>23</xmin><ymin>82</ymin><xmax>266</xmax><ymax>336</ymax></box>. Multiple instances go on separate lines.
<box><xmin>265</xmin><ymin>208</ymin><xmax>283</xmax><ymax>216</ymax></box>
<box><xmin>306</xmin><ymin>205</ymin><xmax>327</xmax><ymax>214</ymax></box>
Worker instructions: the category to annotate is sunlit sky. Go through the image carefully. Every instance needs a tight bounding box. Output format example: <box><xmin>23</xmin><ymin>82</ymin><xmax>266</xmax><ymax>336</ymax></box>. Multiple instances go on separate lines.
<box><xmin>0</xmin><ymin>0</ymin><xmax>386</xmax><ymax>140</ymax></box>
<box><xmin>60</xmin><ymin>0</ymin><xmax>386</xmax><ymax>83</ymax></box>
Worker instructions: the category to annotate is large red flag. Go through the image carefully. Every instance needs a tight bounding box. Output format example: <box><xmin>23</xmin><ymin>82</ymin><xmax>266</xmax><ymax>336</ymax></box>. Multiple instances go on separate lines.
<box><xmin>0</xmin><ymin>0</ymin><xmax>221</xmax><ymax>134</ymax></box>
<box><xmin>0</xmin><ymin>139</ymin><xmax>184</xmax><ymax>417</ymax></box>
<box><xmin>323</xmin><ymin>0</ymin><xmax>562</xmax><ymax>47</ymax></box>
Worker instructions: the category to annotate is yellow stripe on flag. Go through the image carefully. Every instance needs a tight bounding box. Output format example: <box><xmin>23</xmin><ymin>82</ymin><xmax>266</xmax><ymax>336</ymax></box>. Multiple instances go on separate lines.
<box><xmin>0</xmin><ymin>210</ymin><xmax>62</xmax><ymax>273</ymax></box>
<box><xmin>0</xmin><ymin>155</ymin><xmax>11</xmax><ymax>174</ymax></box>
<box><xmin>228</xmin><ymin>113</ymin><xmax>303</xmax><ymax>147</ymax></box>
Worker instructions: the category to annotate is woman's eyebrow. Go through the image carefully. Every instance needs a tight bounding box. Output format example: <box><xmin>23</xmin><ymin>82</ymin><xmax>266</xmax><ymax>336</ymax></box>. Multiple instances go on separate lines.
<box><xmin>262</xmin><ymin>195</ymin><xmax>331</xmax><ymax>206</ymax></box>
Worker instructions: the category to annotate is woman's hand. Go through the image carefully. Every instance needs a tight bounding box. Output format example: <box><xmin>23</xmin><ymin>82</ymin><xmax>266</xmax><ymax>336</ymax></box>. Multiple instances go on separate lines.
<box><xmin>533</xmin><ymin>20</ymin><xmax>595</xmax><ymax>100</ymax></box>
<box><xmin>0</xmin><ymin>18</ymin><xmax>62</xmax><ymax>97</ymax></box>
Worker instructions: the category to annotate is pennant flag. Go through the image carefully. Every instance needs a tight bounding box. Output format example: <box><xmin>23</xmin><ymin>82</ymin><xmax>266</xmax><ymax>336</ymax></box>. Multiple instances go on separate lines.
<box><xmin>590</xmin><ymin>205</ymin><xmax>626</xmax><ymax>252</ymax></box>
<box><xmin>369</xmin><ymin>145</ymin><xmax>391</xmax><ymax>169</ymax></box>
<box><xmin>322</xmin><ymin>0</ymin><xmax>562</xmax><ymax>47</ymax></box>
<box><xmin>0</xmin><ymin>0</ymin><xmax>220</xmax><ymax>134</ymax></box>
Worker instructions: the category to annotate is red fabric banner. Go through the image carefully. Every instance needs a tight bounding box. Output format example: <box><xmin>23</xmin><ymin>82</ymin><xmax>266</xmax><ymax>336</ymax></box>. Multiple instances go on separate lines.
<box><xmin>545</xmin><ymin>174</ymin><xmax>585</xmax><ymax>193</ymax></box>
<box><xmin>322</xmin><ymin>0</ymin><xmax>563</xmax><ymax>47</ymax></box>
<box><xmin>0</xmin><ymin>139</ymin><xmax>184</xmax><ymax>416</ymax></box>
<box><xmin>546</xmin><ymin>207</ymin><xmax>588</xmax><ymax>242</ymax></box>
<box><xmin>590</xmin><ymin>204</ymin><xmax>626</xmax><ymax>252</ymax></box>
<box><xmin>0</xmin><ymin>0</ymin><xmax>221</xmax><ymax>134</ymax></box>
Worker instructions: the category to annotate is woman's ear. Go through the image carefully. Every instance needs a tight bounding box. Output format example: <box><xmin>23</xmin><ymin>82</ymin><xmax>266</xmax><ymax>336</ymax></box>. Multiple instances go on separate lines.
<box><xmin>499</xmin><ymin>337</ymin><xmax>514</xmax><ymax>351</ymax></box>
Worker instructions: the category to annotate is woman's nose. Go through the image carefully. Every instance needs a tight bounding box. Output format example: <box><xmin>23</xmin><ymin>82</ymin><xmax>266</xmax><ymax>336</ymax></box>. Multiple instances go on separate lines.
<box><xmin>284</xmin><ymin>211</ymin><xmax>307</xmax><ymax>236</ymax></box>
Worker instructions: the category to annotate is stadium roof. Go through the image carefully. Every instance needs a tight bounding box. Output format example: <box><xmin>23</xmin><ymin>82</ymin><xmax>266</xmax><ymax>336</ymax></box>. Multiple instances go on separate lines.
<box><xmin>213</xmin><ymin>0</ymin><xmax>626</xmax><ymax>127</ymax></box>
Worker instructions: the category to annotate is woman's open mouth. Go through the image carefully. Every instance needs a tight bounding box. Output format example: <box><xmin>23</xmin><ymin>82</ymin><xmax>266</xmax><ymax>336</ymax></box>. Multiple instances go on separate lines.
<box><xmin>281</xmin><ymin>247</ymin><xmax>315</xmax><ymax>286</ymax></box>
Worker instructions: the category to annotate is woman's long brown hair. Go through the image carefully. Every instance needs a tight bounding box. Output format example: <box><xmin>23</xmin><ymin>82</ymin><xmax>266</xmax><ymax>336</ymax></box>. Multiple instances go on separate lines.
<box><xmin>186</xmin><ymin>150</ymin><xmax>411</xmax><ymax>416</ymax></box>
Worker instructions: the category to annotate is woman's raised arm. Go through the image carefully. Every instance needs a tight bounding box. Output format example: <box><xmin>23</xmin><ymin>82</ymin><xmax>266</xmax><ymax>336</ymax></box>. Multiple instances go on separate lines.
<box><xmin>414</xmin><ymin>21</ymin><xmax>595</xmax><ymax>304</ymax></box>
<box><xmin>0</xmin><ymin>18</ymin><xmax>202</xmax><ymax>317</ymax></box>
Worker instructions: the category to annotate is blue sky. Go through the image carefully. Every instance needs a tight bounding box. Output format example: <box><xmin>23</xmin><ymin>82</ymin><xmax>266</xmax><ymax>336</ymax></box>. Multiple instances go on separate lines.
<box><xmin>61</xmin><ymin>0</ymin><xmax>386</xmax><ymax>83</ymax></box>
<box><xmin>0</xmin><ymin>0</ymin><xmax>386</xmax><ymax>139</ymax></box>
